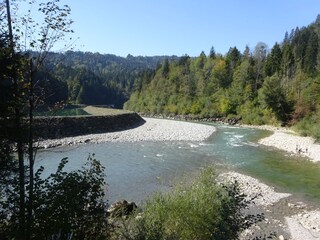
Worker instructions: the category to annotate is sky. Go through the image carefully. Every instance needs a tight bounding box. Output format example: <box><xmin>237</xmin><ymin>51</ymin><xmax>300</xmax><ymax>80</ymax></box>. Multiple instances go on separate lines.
<box><xmin>19</xmin><ymin>0</ymin><xmax>320</xmax><ymax>57</ymax></box>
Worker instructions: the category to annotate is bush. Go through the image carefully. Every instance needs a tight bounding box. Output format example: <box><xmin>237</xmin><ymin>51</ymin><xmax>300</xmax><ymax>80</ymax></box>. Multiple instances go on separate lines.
<box><xmin>237</xmin><ymin>100</ymin><xmax>278</xmax><ymax>125</ymax></box>
<box><xmin>295</xmin><ymin>111</ymin><xmax>320</xmax><ymax>141</ymax></box>
<box><xmin>0</xmin><ymin>154</ymin><xmax>109</xmax><ymax>240</ymax></box>
<box><xmin>120</xmin><ymin>168</ymin><xmax>263</xmax><ymax>240</ymax></box>
<box><xmin>32</xmin><ymin>154</ymin><xmax>108</xmax><ymax>240</ymax></box>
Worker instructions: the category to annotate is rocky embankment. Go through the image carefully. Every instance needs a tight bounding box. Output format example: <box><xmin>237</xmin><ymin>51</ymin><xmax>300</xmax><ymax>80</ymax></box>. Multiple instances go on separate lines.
<box><xmin>33</xmin><ymin>112</ymin><xmax>145</xmax><ymax>140</ymax></box>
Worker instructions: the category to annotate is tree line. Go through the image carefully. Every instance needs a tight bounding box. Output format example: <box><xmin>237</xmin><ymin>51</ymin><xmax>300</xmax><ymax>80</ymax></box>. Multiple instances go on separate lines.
<box><xmin>125</xmin><ymin>15</ymin><xmax>320</xmax><ymax>139</ymax></box>
<box><xmin>33</xmin><ymin>51</ymin><xmax>178</xmax><ymax>109</ymax></box>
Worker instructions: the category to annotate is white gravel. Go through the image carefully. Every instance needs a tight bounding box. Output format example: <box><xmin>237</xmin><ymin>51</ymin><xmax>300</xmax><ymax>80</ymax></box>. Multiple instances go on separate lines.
<box><xmin>37</xmin><ymin>118</ymin><xmax>216</xmax><ymax>148</ymax></box>
<box><xmin>258</xmin><ymin>130</ymin><xmax>320</xmax><ymax>163</ymax></box>
<box><xmin>218</xmin><ymin>171</ymin><xmax>291</xmax><ymax>207</ymax></box>
<box><xmin>219</xmin><ymin>171</ymin><xmax>320</xmax><ymax>240</ymax></box>
<box><xmin>285</xmin><ymin>210</ymin><xmax>320</xmax><ymax>239</ymax></box>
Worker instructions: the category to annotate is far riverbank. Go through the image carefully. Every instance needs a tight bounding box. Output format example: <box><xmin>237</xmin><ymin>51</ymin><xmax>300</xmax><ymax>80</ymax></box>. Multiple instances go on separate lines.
<box><xmin>36</xmin><ymin>117</ymin><xmax>216</xmax><ymax>148</ymax></box>
<box><xmin>257</xmin><ymin>126</ymin><xmax>320</xmax><ymax>163</ymax></box>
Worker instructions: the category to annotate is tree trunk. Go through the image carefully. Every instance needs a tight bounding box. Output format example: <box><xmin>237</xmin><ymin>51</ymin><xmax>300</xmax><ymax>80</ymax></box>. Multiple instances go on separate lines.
<box><xmin>6</xmin><ymin>0</ymin><xmax>26</xmax><ymax>238</ymax></box>
<box><xmin>26</xmin><ymin>59</ymin><xmax>35</xmax><ymax>240</ymax></box>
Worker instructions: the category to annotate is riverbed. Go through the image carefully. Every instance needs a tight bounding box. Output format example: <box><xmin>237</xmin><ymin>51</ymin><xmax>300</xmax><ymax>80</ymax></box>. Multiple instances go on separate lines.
<box><xmin>36</xmin><ymin>120</ymin><xmax>320</xmax><ymax>204</ymax></box>
<box><xmin>35</xmin><ymin>119</ymin><xmax>320</xmax><ymax>239</ymax></box>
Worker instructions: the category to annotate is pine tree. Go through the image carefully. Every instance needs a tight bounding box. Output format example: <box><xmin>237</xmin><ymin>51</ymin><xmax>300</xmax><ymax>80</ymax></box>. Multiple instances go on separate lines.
<box><xmin>283</xmin><ymin>31</ymin><xmax>289</xmax><ymax>44</ymax></box>
<box><xmin>304</xmin><ymin>30</ymin><xmax>319</xmax><ymax>75</ymax></box>
<box><xmin>209</xmin><ymin>46</ymin><xmax>216</xmax><ymax>59</ymax></box>
<box><xmin>161</xmin><ymin>58</ymin><xmax>170</xmax><ymax>78</ymax></box>
<box><xmin>265</xmin><ymin>42</ymin><xmax>282</xmax><ymax>76</ymax></box>
<box><xmin>281</xmin><ymin>43</ymin><xmax>295</xmax><ymax>82</ymax></box>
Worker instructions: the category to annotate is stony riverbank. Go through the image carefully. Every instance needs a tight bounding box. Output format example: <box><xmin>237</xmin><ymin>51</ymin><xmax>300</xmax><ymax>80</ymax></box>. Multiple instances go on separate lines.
<box><xmin>258</xmin><ymin>129</ymin><xmax>320</xmax><ymax>163</ymax></box>
<box><xmin>218</xmin><ymin>171</ymin><xmax>320</xmax><ymax>240</ymax></box>
<box><xmin>240</xmin><ymin>125</ymin><xmax>320</xmax><ymax>239</ymax></box>
<box><xmin>36</xmin><ymin>117</ymin><xmax>216</xmax><ymax>148</ymax></box>
<box><xmin>238</xmin><ymin>123</ymin><xmax>320</xmax><ymax>162</ymax></box>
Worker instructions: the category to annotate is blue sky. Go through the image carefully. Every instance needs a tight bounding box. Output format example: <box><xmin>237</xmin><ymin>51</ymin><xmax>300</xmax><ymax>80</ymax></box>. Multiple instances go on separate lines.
<box><xmin>27</xmin><ymin>0</ymin><xmax>320</xmax><ymax>57</ymax></box>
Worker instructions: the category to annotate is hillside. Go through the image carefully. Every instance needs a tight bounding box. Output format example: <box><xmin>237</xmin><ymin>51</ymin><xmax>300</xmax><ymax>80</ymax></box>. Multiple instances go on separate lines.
<box><xmin>125</xmin><ymin>15</ymin><xmax>320</xmax><ymax>140</ymax></box>
<box><xmin>35</xmin><ymin>51</ymin><xmax>178</xmax><ymax>108</ymax></box>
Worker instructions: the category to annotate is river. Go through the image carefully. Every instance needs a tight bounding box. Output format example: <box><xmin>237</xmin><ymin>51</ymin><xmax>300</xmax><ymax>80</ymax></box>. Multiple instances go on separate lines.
<box><xmin>35</xmin><ymin>123</ymin><xmax>320</xmax><ymax>206</ymax></box>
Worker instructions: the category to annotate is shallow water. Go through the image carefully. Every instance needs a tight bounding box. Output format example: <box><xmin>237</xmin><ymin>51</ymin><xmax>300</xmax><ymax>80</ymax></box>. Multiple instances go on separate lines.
<box><xmin>204</xmin><ymin>125</ymin><xmax>320</xmax><ymax>204</ymax></box>
<box><xmin>35</xmin><ymin>123</ymin><xmax>320</xmax><ymax>205</ymax></box>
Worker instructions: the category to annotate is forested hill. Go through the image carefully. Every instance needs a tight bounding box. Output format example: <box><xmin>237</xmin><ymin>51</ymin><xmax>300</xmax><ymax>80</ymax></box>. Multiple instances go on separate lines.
<box><xmin>125</xmin><ymin>15</ymin><xmax>320</xmax><ymax>139</ymax></box>
<box><xmin>36</xmin><ymin>51</ymin><xmax>178</xmax><ymax>108</ymax></box>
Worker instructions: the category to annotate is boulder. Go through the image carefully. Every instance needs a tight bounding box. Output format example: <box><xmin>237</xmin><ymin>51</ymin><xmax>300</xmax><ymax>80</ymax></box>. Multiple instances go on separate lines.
<box><xmin>107</xmin><ymin>200</ymin><xmax>137</xmax><ymax>218</ymax></box>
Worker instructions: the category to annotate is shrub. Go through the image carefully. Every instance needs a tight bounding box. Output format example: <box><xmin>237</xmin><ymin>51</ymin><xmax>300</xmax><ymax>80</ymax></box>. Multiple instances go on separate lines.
<box><xmin>120</xmin><ymin>168</ymin><xmax>263</xmax><ymax>240</ymax></box>
<box><xmin>1</xmin><ymin>154</ymin><xmax>109</xmax><ymax>240</ymax></box>
<box><xmin>31</xmin><ymin>154</ymin><xmax>108</xmax><ymax>240</ymax></box>
<box><xmin>295</xmin><ymin>111</ymin><xmax>320</xmax><ymax>141</ymax></box>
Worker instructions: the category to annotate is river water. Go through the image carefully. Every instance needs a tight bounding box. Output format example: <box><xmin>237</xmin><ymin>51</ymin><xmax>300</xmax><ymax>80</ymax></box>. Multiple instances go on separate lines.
<box><xmin>35</xmin><ymin>123</ymin><xmax>320</xmax><ymax>205</ymax></box>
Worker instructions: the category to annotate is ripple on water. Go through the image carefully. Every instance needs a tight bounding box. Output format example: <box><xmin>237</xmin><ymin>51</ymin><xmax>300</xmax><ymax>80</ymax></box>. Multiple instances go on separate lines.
<box><xmin>36</xmin><ymin>124</ymin><xmax>320</xmax><ymax>206</ymax></box>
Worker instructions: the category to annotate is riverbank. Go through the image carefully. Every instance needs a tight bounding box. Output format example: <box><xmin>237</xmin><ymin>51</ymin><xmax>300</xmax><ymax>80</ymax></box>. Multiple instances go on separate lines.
<box><xmin>238</xmin><ymin>123</ymin><xmax>320</xmax><ymax>163</ymax></box>
<box><xmin>258</xmin><ymin>129</ymin><xmax>320</xmax><ymax>163</ymax></box>
<box><xmin>36</xmin><ymin>117</ymin><xmax>216</xmax><ymax>148</ymax></box>
<box><xmin>219</xmin><ymin>171</ymin><xmax>320</xmax><ymax>240</ymax></box>
<box><xmin>234</xmin><ymin>124</ymin><xmax>320</xmax><ymax>239</ymax></box>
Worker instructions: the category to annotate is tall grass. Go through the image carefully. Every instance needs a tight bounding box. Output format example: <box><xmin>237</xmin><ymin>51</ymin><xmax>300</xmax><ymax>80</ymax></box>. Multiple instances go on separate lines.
<box><xmin>118</xmin><ymin>168</ymin><xmax>262</xmax><ymax>240</ymax></box>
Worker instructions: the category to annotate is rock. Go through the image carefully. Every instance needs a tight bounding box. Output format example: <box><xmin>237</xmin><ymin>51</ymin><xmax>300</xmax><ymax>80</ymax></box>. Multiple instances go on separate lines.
<box><xmin>135</xmin><ymin>213</ymin><xmax>143</xmax><ymax>220</ymax></box>
<box><xmin>107</xmin><ymin>200</ymin><xmax>137</xmax><ymax>218</ymax></box>
<box><xmin>288</xmin><ymin>203</ymin><xmax>295</xmax><ymax>208</ymax></box>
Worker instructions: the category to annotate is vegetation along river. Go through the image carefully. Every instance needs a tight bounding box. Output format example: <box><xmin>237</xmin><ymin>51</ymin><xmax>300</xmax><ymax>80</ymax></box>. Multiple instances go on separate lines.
<box><xmin>35</xmin><ymin>123</ymin><xmax>320</xmax><ymax>206</ymax></box>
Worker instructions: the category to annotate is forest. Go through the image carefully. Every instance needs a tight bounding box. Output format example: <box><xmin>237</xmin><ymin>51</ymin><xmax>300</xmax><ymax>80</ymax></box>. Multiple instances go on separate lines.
<box><xmin>33</xmin><ymin>51</ymin><xmax>178</xmax><ymax>108</ymax></box>
<box><xmin>125</xmin><ymin>15</ymin><xmax>320</xmax><ymax>139</ymax></box>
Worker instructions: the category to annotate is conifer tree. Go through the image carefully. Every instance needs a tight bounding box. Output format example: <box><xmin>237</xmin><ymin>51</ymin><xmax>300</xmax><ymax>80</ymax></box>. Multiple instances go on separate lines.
<box><xmin>304</xmin><ymin>31</ymin><xmax>319</xmax><ymax>75</ymax></box>
<box><xmin>209</xmin><ymin>46</ymin><xmax>216</xmax><ymax>59</ymax></box>
<box><xmin>265</xmin><ymin>42</ymin><xmax>282</xmax><ymax>77</ymax></box>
